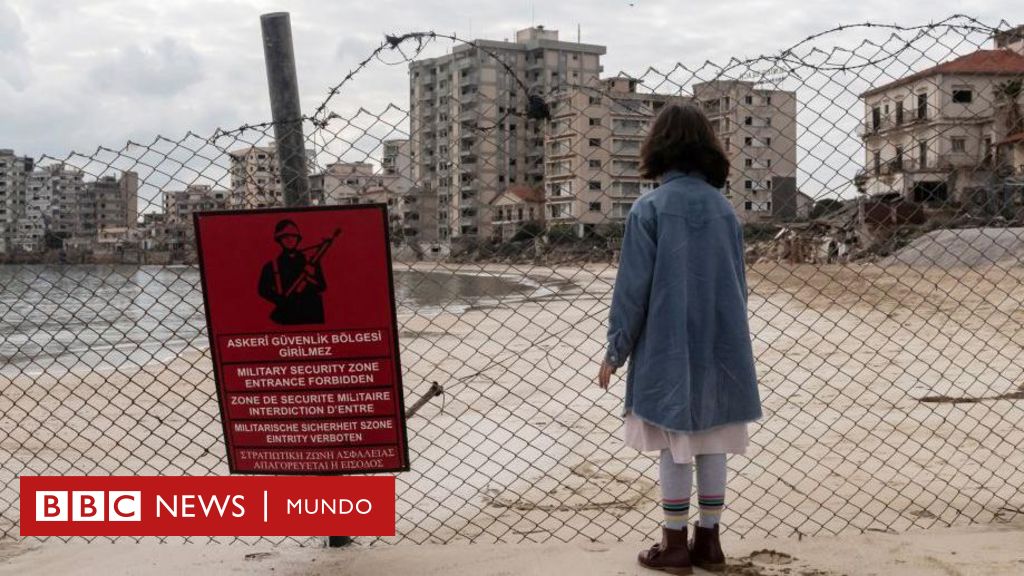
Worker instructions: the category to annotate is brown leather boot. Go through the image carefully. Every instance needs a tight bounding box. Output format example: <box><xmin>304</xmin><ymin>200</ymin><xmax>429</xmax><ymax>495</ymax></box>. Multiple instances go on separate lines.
<box><xmin>689</xmin><ymin>522</ymin><xmax>726</xmax><ymax>572</ymax></box>
<box><xmin>637</xmin><ymin>526</ymin><xmax>692</xmax><ymax>575</ymax></box>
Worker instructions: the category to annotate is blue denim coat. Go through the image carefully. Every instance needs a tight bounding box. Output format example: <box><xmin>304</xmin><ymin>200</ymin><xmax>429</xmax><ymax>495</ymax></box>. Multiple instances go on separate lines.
<box><xmin>605</xmin><ymin>170</ymin><xmax>762</xmax><ymax>432</ymax></box>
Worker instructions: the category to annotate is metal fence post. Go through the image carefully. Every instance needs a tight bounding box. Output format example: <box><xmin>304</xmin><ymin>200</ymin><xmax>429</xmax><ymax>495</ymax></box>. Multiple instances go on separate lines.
<box><xmin>261</xmin><ymin>12</ymin><xmax>310</xmax><ymax>207</ymax></box>
<box><xmin>261</xmin><ymin>12</ymin><xmax>348</xmax><ymax>548</ymax></box>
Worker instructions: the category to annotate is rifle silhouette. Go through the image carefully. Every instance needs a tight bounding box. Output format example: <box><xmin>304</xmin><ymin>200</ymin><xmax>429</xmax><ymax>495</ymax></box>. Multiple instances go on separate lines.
<box><xmin>283</xmin><ymin>228</ymin><xmax>342</xmax><ymax>297</ymax></box>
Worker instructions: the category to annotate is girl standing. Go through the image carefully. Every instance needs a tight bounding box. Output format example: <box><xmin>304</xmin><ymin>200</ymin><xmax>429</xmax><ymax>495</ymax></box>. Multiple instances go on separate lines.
<box><xmin>598</xmin><ymin>103</ymin><xmax>762</xmax><ymax>574</ymax></box>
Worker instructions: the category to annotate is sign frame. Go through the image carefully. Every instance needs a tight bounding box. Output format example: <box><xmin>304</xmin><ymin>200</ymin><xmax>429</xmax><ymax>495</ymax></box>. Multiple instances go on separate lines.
<box><xmin>193</xmin><ymin>203</ymin><xmax>411</xmax><ymax>475</ymax></box>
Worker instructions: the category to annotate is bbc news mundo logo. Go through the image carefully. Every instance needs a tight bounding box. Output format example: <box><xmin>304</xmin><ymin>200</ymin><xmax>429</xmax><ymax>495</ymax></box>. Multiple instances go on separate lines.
<box><xmin>20</xmin><ymin>476</ymin><xmax>395</xmax><ymax>537</ymax></box>
<box><xmin>36</xmin><ymin>491</ymin><xmax>142</xmax><ymax>522</ymax></box>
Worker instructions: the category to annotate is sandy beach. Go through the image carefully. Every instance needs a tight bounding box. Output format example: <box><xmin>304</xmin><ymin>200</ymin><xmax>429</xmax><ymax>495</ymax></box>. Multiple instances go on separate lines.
<box><xmin>1</xmin><ymin>259</ymin><xmax>1022</xmax><ymax>547</ymax></box>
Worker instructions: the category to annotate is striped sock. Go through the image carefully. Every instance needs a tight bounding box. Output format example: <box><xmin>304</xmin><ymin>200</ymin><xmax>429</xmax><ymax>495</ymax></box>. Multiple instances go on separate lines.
<box><xmin>698</xmin><ymin>494</ymin><xmax>724</xmax><ymax>528</ymax></box>
<box><xmin>662</xmin><ymin>498</ymin><xmax>690</xmax><ymax>530</ymax></box>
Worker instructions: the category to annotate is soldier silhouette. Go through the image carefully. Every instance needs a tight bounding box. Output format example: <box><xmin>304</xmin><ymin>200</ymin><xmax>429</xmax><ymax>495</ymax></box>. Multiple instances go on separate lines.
<box><xmin>257</xmin><ymin>219</ymin><xmax>328</xmax><ymax>325</ymax></box>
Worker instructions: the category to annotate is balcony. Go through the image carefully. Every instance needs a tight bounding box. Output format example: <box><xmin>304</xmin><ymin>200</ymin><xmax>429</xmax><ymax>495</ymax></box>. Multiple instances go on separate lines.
<box><xmin>547</xmin><ymin>144</ymin><xmax>572</xmax><ymax>158</ymax></box>
<box><xmin>547</xmin><ymin>202</ymin><xmax>574</xmax><ymax>220</ymax></box>
<box><xmin>612</xmin><ymin>141</ymin><xmax>642</xmax><ymax>155</ymax></box>
<box><xmin>611</xmin><ymin>162</ymin><xmax>641</xmax><ymax>177</ymax></box>
<box><xmin>701</xmin><ymin>101</ymin><xmax>723</xmax><ymax>116</ymax></box>
<box><xmin>546</xmin><ymin>163</ymin><xmax>571</xmax><ymax>177</ymax></box>
<box><xmin>547</xmin><ymin>183</ymin><xmax>573</xmax><ymax>198</ymax></box>
<box><xmin>859</xmin><ymin>112</ymin><xmax>927</xmax><ymax>137</ymax></box>
<box><xmin>611</xmin><ymin>122</ymin><xmax>645</xmax><ymax>136</ymax></box>
<box><xmin>869</xmin><ymin>154</ymin><xmax>989</xmax><ymax>176</ymax></box>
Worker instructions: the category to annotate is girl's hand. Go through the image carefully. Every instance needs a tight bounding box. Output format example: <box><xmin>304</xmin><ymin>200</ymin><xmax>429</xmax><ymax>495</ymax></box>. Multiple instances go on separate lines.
<box><xmin>597</xmin><ymin>359</ymin><xmax>617</xmax><ymax>389</ymax></box>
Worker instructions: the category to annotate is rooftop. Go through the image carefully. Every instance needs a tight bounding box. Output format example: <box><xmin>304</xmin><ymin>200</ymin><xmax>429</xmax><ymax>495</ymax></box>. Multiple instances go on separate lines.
<box><xmin>861</xmin><ymin>49</ymin><xmax>1024</xmax><ymax>97</ymax></box>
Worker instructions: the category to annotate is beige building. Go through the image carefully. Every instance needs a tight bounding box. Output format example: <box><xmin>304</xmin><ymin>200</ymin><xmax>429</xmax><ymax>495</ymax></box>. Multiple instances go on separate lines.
<box><xmin>382</xmin><ymin>138</ymin><xmax>432</xmax><ymax>245</ymax></box>
<box><xmin>409</xmin><ymin>26</ymin><xmax>606</xmax><ymax>242</ymax></box>
<box><xmin>490</xmin><ymin>185</ymin><xmax>545</xmax><ymax>241</ymax></box>
<box><xmin>382</xmin><ymin>139</ymin><xmax>413</xmax><ymax>195</ymax></box>
<box><xmin>95</xmin><ymin>226</ymin><xmax>137</xmax><ymax>253</ymax></box>
<box><xmin>31</xmin><ymin>164</ymin><xmax>87</xmax><ymax>240</ymax></box>
<box><xmin>33</xmin><ymin>170</ymin><xmax>140</xmax><ymax>251</ymax></box>
<box><xmin>162</xmin><ymin>184</ymin><xmax>229</xmax><ymax>251</ymax></box>
<box><xmin>314</xmin><ymin>162</ymin><xmax>383</xmax><ymax>205</ymax></box>
<box><xmin>382</xmin><ymin>138</ymin><xmax>435</xmax><ymax>246</ymax></box>
<box><xmin>228</xmin><ymin>146</ymin><xmax>281</xmax><ymax>208</ymax></box>
<box><xmin>228</xmin><ymin>145</ymin><xmax>315</xmax><ymax>208</ymax></box>
<box><xmin>66</xmin><ymin>172</ymin><xmax>139</xmax><ymax>246</ymax></box>
<box><xmin>857</xmin><ymin>34</ymin><xmax>1024</xmax><ymax>205</ymax></box>
<box><xmin>1</xmin><ymin>150</ymin><xmax>33</xmax><ymax>253</ymax></box>
<box><xmin>542</xmin><ymin>76</ymin><xmax>799</xmax><ymax>234</ymax></box>
<box><xmin>138</xmin><ymin>212</ymin><xmax>168</xmax><ymax>251</ymax></box>
<box><xmin>695</xmin><ymin>80</ymin><xmax>799</xmax><ymax>222</ymax></box>
<box><xmin>90</xmin><ymin>172</ymin><xmax>139</xmax><ymax>232</ymax></box>
<box><xmin>543</xmin><ymin>76</ymin><xmax>676</xmax><ymax>235</ymax></box>
<box><xmin>311</xmin><ymin>161</ymin><xmax>404</xmax><ymax>239</ymax></box>
<box><xmin>164</xmin><ymin>184</ymin><xmax>229</xmax><ymax>226</ymax></box>
<box><xmin>0</xmin><ymin>154</ymin><xmax>137</xmax><ymax>253</ymax></box>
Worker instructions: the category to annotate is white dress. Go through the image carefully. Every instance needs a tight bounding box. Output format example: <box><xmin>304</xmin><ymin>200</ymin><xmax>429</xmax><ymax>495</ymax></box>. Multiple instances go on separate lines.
<box><xmin>623</xmin><ymin>411</ymin><xmax>750</xmax><ymax>464</ymax></box>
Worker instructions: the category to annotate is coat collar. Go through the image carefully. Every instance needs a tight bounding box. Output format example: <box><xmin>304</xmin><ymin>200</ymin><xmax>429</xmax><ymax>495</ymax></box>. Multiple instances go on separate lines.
<box><xmin>660</xmin><ymin>169</ymin><xmax>707</xmax><ymax>185</ymax></box>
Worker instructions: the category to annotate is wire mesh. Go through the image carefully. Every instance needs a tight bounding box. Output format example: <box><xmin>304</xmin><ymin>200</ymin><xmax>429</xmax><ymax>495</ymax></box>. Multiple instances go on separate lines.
<box><xmin>1</xmin><ymin>15</ymin><xmax>1022</xmax><ymax>546</ymax></box>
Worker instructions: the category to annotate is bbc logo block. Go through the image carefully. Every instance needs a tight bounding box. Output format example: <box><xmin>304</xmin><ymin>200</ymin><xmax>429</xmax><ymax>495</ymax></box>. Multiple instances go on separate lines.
<box><xmin>36</xmin><ymin>491</ymin><xmax>141</xmax><ymax>522</ymax></box>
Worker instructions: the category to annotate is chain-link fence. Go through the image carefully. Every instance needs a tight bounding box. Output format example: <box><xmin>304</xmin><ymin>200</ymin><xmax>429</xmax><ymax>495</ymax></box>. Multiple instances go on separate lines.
<box><xmin>1</xmin><ymin>15</ymin><xmax>1023</xmax><ymax>546</ymax></box>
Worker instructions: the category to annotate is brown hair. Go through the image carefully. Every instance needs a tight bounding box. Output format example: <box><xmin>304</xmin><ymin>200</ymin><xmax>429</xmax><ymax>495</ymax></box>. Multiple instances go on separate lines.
<box><xmin>639</xmin><ymin>103</ymin><xmax>730</xmax><ymax>187</ymax></box>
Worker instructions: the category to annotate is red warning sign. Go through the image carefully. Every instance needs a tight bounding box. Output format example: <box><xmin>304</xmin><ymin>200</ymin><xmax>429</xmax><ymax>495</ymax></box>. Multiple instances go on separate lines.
<box><xmin>194</xmin><ymin>205</ymin><xmax>409</xmax><ymax>474</ymax></box>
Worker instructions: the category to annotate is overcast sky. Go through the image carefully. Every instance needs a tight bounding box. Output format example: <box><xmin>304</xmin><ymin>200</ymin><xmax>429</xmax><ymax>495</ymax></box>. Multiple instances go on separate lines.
<box><xmin>1</xmin><ymin>0</ymin><xmax>1020</xmax><ymax>161</ymax></box>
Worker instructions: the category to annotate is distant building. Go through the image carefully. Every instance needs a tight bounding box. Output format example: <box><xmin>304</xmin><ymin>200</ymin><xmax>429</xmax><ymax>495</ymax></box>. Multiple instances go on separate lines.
<box><xmin>60</xmin><ymin>171</ymin><xmax>140</xmax><ymax>250</ymax></box>
<box><xmin>162</xmin><ymin>184</ymin><xmax>229</xmax><ymax>252</ymax></box>
<box><xmin>309</xmin><ymin>160</ymin><xmax>405</xmax><ymax>240</ymax></box>
<box><xmin>8</xmin><ymin>163</ymin><xmax>138</xmax><ymax>253</ymax></box>
<box><xmin>89</xmin><ymin>172</ymin><xmax>139</xmax><ymax>232</ymax></box>
<box><xmin>490</xmin><ymin>185</ymin><xmax>544</xmax><ymax>241</ymax></box>
<box><xmin>541</xmin><ymin>77</ymin><xmax>799</xmax><ymax>235</ymax></box>
<box><xmin>543</xmin><ymin>76</ymin><xmax>678</xmax><ymax>236</ymax></box>
<box><xmin>95</xmin><ymin>226</ymin><xmax>136</xmax><ymax>254</ymax></box>
<box><xmin>410</xmin><ymin>26</ymin><xmax>607</xmax><ymax>242</ymax></box>
<box><xmin>31</xmin><ymin>164</ymin><xmax>88</xmax><ymax>241</ymax></box>
<box><xmin>164</xmin><ymin>185</ymin><xmax>228</xmax><ymax>226</ymax></box>
<box><xmin>382</xmin><ymin>139</ymin><xmax>413</xmax><ymax>196</ymax></box>
<box><xmin>18</xmin><ymin>163</ymin><xmax>90</xmax><ymax>252</ymax></box>
<box><xmin>138</xmin><ymin>212</ymin><xmax>168</xmax><ymax>251</ymax></box>
<box><xmin>228</xmin><ymin>145</ymin><xmax>315</xmax><ymax>208</ymax></box>
<box><xmin>383</xmin><ymin>138</ymin><xmax>437</xmax><ymax>248</ymax></box>
<box><xmin>396</xmin><ymin>184</ymin><xmax>437</xmax><ymax>250</ymax></box>
<box><xmin>316</xmin><ymin>162</ymin><xmax>381</xmax><ymax>205</ymax></box>
<box><xmin>0</xmin><ymin>150</ymin><xmax>34</xmax><ymax>253</ymax></box>
<box><xmin>857</xmin><ymin>31</ymin><xmax>1024</xmax><ymax>205</ymax></box>
<box><xmin>694</xmin><ymin>80</ymin><xmax>799</xmax><ymax>223</ymax></box>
